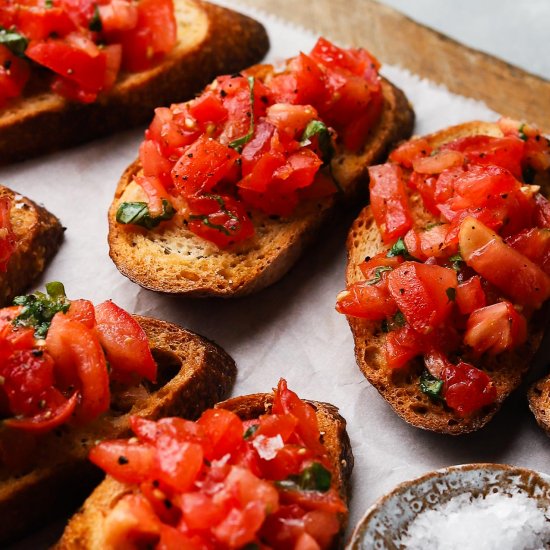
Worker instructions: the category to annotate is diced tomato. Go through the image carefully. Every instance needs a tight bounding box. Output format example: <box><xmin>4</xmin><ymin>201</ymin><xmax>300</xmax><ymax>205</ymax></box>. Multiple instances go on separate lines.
<box><xmin>440</xmin><ymin>361</ymin><xmax>497</xmax><ymax>416</ymax></box>
<box><xmin>335</xmin><ymin>280</ymin><xmax>397</xmax><ymax>319</ymax></box>
<box><xmin>412</xmin><ymin>149</ymin><xmax>464</xmax><ymax>175</ymax></box>
<box><xmin>187</xmin><ymin>194</ymin><xmax>254</xmax><ymax>248</ymax></box>
<box><xmin>384</xmin><ymin>324</ymin><xmax>427</xmax><ymax>369</ymax></box>
<box><xmin>66</xmin><ymin>298</ymin><xmax>96</xmax><ymax>328</ymax></box>
<box><xmin>464</xmin><ymin>301</ymin><xmax>527</xmax><ymax>355</ymax></box>
<box><xmin>459</xmin><ymin>217</ymin><xmax>550</xmax><ymax>309</ymax></box>
<box><xmin>0</xmin><ymin>45</ymin><xmax>30</xmax><ymax>104</ymax></box>
<box><xmin>455</xmin><ymin>276</ymin><xmax>486</xmax><ymax>315</ymax></box>
<box><xmin>387</xmin><ymin>262</ymin><xmax>458</xmax><ymax>334</ymax></box>
<box><xmin>359</xmin><ymin>253</ymin><xmax>403</xmax><ymax>279</ymax></box>
<box><xmin>139</xmin><ymin>140</ymin><xmax>174</xmax><ymax>189</ymax></box>
<box><xmin>15</xmin><ymin>5</ymin><xmax>76</xmax><ymax>40</ymax></box>
<box><xmin>369</xmin><ymin>164</ymin><xmax>413</xmax><ymax>243</ymax></box>
<box><xmin>171</xmin><ymin>136</ymin><xmax>240</xmax><ymax>197</ymax></box>
<box><xmin>188</xmin><ymin>91</ymin><xmax>228</xmax><ymax>127</ymax></box>
<box><xmin>197</xmin><ymin>408</ymin><xmax>243</xmax><ymax>461</ymax></box>
<box><xmin>147</xmin><ymin>106</ymin><xmax>200</xmax><ymax>158</ymax></box>
<box><xmin>45</xmin><ymin>312</ymin><xmax>109</xmax><ymax>423</ymax></box>
<box><xmin>506</xmin><ymin>228</ymin><xmax>550</xmax><ymax>275</ymax></box>
<box><xmin>98</xmin><ymin>0</ymin><xmax>139</xmax><ymax>33</ymax></box>
<box><xmin>389</xmin><ymin>137</ymin><xmax>432</xmax><ymax>168</ymax></box>
<box><xmin>101</xmin><ymin>44</ymin><xmax>122</xmax><ymax>92</ymax></box>
<box><xmin>212</xmin><ymin>501</ymin><xmax>265</xmax><ymax>548</ymax></box>
<box><xmin>272</xmin><ymin>149</ymin><xmax>323</xmax><ymax>195</ymax></box>
<box><xmin>135</xmin><ymin>175</ymin><xmax>171</xmax><ymax>217</ymax></box>
<box><xmin>239</xmin><ymin>187</ymin><xmax>299</xmax><ymax>218</ymax></box>
<box><xmin>266</xmin><ymin>104</ymin><xmax>318</xmax><ymax>138</ymax></box>
<box><xmin>534</xmin><ymin>193</ymin><xmax>550</xmax><ymax>229</ymax></box>
<box><xmin>443</xmin><ymin>135</ymin><xmax>524</xmax><ymax>179</ymax></box>
<box><xmin>94</xmin><ymin>300</ymin><xmax>157</xmax><ymax>383</ymax></box>
<box><xmin>418</xmin><ymin>224</ymin><xmax>453</xmax><ymax>258</ymax></box>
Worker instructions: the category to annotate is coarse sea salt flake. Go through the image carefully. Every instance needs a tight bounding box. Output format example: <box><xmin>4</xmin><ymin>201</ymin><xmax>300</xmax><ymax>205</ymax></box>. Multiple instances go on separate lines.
<box><xmin>252</xmin><ymin>434</ymin><xmax>284</xmax><ymax>461</ymax></box>
<box><xmin>401</xmin><ymin>491</ymin><xmax>550</xmax><ymax>550</ymax></box>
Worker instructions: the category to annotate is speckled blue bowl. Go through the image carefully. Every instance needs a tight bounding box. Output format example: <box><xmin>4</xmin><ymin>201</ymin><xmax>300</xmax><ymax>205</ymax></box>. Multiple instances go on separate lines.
<box><xmin>347</xmin><ymin>464</ymin><xmax>550</xmax><ymax>550</ymax></box>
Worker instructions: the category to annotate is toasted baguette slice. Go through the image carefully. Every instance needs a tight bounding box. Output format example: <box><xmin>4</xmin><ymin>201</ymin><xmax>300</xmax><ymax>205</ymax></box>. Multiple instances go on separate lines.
<box><xmin>0</xmin><ymin>316</ymin><xmax>236</xmax><ymax>543</ymax></box>
<box><xmin>107</xmin><ymin>77</ymin><xmax>414</xmax><ymax>297</ymax></box>
<box><xmin>56</xmin><ymin>393</ymin><xmax>353</xmax><ymax>549</ymax></box>
<box><xmin>345</xmin><ymin>121</ymin><xmax>549</xmax><ymax>435</ymax></box>
<box><xmin>0</xmin><ymin>0</ymin><xmax>269</xmax><ymax>164</ymax></box>
<box><xmin>0</xmin><ymin>185</ymin><xmax>63</xmax><ymax>306</ymax></box>
<box><xmin>528</xmin><ymin>373</ymin><xmax>550</xmax><ymax>435</ymax></box>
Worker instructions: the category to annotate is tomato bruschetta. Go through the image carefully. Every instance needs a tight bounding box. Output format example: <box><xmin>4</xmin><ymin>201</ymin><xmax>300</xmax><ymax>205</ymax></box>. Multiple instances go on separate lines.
<box><xmin>0</xmin><ymin>184</ymin><xmax>62</xmax><ymax>305</ymax></box>
<box><xmin>108</xmin><ymin>37</ymin><xmax>414</xmax><ymax>297</ymax></box>
<box><xmin>0</xmin><ymin>283</ymin><xmax>236</xmax><ymax>542</ymax></box>
<box><xmin>0</xmin><ymin>0</ymin><xmax>268</xmax><ymax>163</ymax></box>
<box><xmin>337</xmin><ymin>119</ymin><xmax>550</xmax><ymax>434</ymax></box>
<box><xmin>57</xmin><ymin>379</ymin><xmax>353</xmax><ymax>549</ymax></box>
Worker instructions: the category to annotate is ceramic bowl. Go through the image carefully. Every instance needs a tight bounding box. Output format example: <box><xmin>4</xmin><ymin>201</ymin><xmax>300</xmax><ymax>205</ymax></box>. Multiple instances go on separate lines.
<box><xmin>347</xmin><ymin>463</ymin><xmax>550</xmax><ymax>549</ymax></box>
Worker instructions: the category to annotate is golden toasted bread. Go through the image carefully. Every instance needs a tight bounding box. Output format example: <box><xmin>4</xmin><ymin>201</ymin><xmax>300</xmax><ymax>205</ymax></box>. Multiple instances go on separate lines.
<box><xmin>56</xmin><ymin>392</ymin><xmax>353</xmax><ymax>549</ymax></box>
<box><xmin>528</xmin><ymin>370</ymin><xmax>550</xmax><ymax>435</ymax></box>
<box><xmin>344</xmin><ymin>121</ymin><xmax>549</xmax><ymax>434</ymax></box>
<box><xmin>0</xmin><ymin>0</ymin><xmax>269</xmax><ymax>164</ymax></box>
<box><xmin>107</xmin><ymin>77</ymin><xmax>414</xmax><ymax>297</ymax></box>
<box><xmin>0</xmin><ymin>316</ymin><xmax>236</xmax><ymax>543</ymax></box>
<box><xmin>0</xmin><ymin>185</ymin><xmax>63</xmax><ymax>306</ymax></box>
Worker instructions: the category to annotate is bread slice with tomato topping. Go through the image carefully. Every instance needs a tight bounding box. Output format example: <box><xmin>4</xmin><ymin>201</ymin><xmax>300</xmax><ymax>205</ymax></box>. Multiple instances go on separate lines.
<box><xmin>0</xmin><ymin>0</ymin><xmax>269</xmax><ymax>164</ymax></box>
<box><xmin>0</xmin><ymin>184</ymin><xmax>63</xmax><ymax>306</ymax></box>
<box><xmin>338</xmin><ymin>119</ymin><xmax>550</xmax><ymax>434</ymax></box>
<box><xmin>107</xmin><ymin>38</ymin><xmax>414</xmax><ymax>297</ymax></box>
<box><xmin>0</xmin><ymin>314</ymin><xmax>236</xmax><ymax>544</ymax></box>
<box><xmin>56</xmin><ymin>384</ymin><xmax>353</xmax><ymax>549</ymax></box>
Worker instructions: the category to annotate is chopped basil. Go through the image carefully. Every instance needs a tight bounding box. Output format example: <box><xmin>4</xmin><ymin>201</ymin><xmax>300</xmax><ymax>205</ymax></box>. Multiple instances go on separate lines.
<box><xmin>89</xmin><ymin>4</ymin><xmax>102</xmax><ymax>32</ymax></box>
<box><xmin>386</xmin><ymin>237</ymin><xmax>417</xmax><ymax>260</ymax></box>
<box><xmin>0</xmin><ymin>27</ymin><xmax>28</xmax><ymax>57</ymax></box>
<box><xmin>419</xmin><ymin>370</ymin><xmax>444</xmax><ymax>400</ymax></box>
<box><xmin>228</xmin><ymin>76</ymin><xmax>255</xmax><ymax>152</ymax></box>
<box><xmin>446</xmin><ymin>287</ymin><xmax>456</xmax><ymax>302</ymax></box>
<box><xmin>116</xmin><ymin>199</ymin><xmax>175</xmax><ymax>229</ymax></box>
<box><xmin>449</xmin><ymin>253</ymin><xmax>463</xmax><ymax>271</ymax></box>
<box><xmin>518</xmin><ymin>123</ymin><xmax>528</xmax><ymax>142</ymax></box>
<box><xmin>300</xmin><ymin>119</ymin><xmax>334</xmax><ymax>164</ymax></box>
<box><xmin>277</xmin><ymin>462</ymin><xmax>331</xmax><ymax>493</ymax></box>
<box><xmin>189</xmin><ymin>194</ymin><xmax>239</xmax><ymax>236</ymax></box>
<box><xmin>367</xmin><ymin>265</ymin><xmax>393</xmax><ymax>285</ymax></box>
<box><xmin>243</xmin><ymin>424</ymin><xmax>259</xmax><ymax>440</ymax></box>
<box><xmin>13</xmin><ymin>282</ymin><xmax>70</xmax><ymax>339</ymax></box>
<box><xmin>45</xmin><ymin>0</ymin><xmax>53</xmax><ymax>7</ymax></box>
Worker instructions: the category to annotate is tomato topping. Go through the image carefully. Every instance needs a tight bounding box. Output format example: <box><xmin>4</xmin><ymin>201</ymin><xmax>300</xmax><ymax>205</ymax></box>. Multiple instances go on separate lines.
<box><xmin>0</xmin><ymin>284</ymin><xmax>157</xmax><ymax>432</ymax></box>
<box><xmin>115</xmin><ymin>38</ymin><xmax>383</xmax><ymax>248</ymax></box>
<box><xmin>455</xmin><ymin>276</ymin><xmax>486</xmax><ymax>315</ymax></box>
<box><xmin>369</xmin><ymin>164</ymin><xmax>413</xmax><ymax>243</ymax></box>
<box><xmin>90</xmin><ymin>380</ymin><xmax>345</xmax><ymax>549</ymax></box>
<box><xmin>387</xmin><ymin>262</ymin><xmax>457</xmax><ymax>334</ymax></box>
<box><xmin>464</xmin><ymin>301</ymin><xmax>527</xmax><ymax>355</ymax></box>
<box><xmin>0</xmin><ymin>45</ymin><xmax>30</xmax><ymax>108</ymax></box>
<box><xmin>336</xmin><ymin>280</ymin><xmax>397</xmax><ymax>319</ymax></box>
<box><xmin>506</xmin><ymin>227</ymin><xmax>550</xmax><ymax>275</ymax></box>
<box><xmin>94</xmin><ymin>300</ymin><xmax>157</xmax><ymax>383</ymax></box>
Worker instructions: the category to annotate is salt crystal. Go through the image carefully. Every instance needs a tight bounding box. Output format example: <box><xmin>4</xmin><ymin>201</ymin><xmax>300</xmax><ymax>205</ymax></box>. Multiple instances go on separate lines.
<box><xmin>252</xmin><ymin>434</ymin><xmax>284</xmax><ymax>461</ymax></box>
<box><xmin>401</xmin><ymin>491</ymin><xmax>550</xmax><ymax>550</ymax></box>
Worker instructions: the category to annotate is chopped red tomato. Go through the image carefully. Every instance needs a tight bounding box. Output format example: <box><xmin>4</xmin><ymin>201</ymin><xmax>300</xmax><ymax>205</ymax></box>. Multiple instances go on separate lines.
<box><xmin>464</xmin><ymin>301</ymin><xmax>527</xmax><ymax>355</ymax></box>
<box><xmin>94</xmin><ymin>300</ymin><xmax>157</xmax><ymax>383</ymax></box>
<box><xmin>506</xmin><ymin>228</ymin><xmax>550</xmax><ymax>275</ymax></box>
<box><xmin>0</xmin><ymin>45</ymin><xmax>30</xmax><ymax>108</ymax></box>
<box><xmin>369</xmin><ymin>164</ymin><xmax>413</xmax><ymax>243</ymax></box>
<box><xmin>412</xmin><ymin>149</ymin><xmax>464</xmax><ymax>175</ymax></box>
<box><xmin>336</xmin><ymin>280</ymin><xmax>397</xmax><ymax>319</ymax></box>
<box><xmin>89</xmin><ymin>380</ymin><xmax>345</xmax><ymax>549</ymax></box>
<box><xmin>387</xmin><ymin>262</ymin><xmax>457</xmax><ymax>334</ymax></box>
<box><xmin>455</xmin><ymin>276</ymin><xmax>486</xmax><ymax>315</ymax></box>
<box><xmin>459</xmin><ymin>217</ymin><xmax>550</xmax><ymax>309</ymax></box>
<box><xmin>384</xmin><ymin>324</ymin><xmax>426</xmax><ymax>369</ymax></box>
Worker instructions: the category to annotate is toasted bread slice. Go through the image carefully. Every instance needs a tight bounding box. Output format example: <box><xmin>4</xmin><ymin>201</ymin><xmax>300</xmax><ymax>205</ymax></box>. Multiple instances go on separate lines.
<box><xmin>528</xmin><ymin>373</ymin><xmax>550</xmax><ymax>435</ymax></box>
<box><xmin>345</xmin><ymin>121</ymin><xmax>549</xmax><ymax>435</ymax></box>
<box><xmin>107</xmin><ymin>77</ymin><xmax>414</xmax><ymax>297</ymax></box>
<box><xmin>0</xmin><ymin>185</ymin><xmax>63</xmax><ymax>306</ymax></box>
<box><xmin>0</xmin><ymin>316</ymin><xmax>236</xmax><ymax>543</ymax></box>
<box><xmin>0</xmin><ymin>0</ymin><xmax>269</xmax><ymax>165</ymax></box>
<box><xmin>56</xmin><ymin>393</ymin><xmax>353</xmax><ymax>549</ymax></box>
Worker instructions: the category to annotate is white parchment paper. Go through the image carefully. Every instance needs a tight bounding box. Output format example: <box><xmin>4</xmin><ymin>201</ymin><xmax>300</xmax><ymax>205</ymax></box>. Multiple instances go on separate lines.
<box><xmin>3</xmin><ymin>1</ymin><xmax>549</xmax><ymax>546</ymax></box>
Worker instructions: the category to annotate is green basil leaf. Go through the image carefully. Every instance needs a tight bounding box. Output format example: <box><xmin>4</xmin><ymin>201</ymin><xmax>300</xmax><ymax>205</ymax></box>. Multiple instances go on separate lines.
<box><xmin>277</xmin><ymin>462</ymin><xmax>332</xmax><ymax>493</ymax></box>
<box><xmin>13</xmin><ymin>282</ymin><xmax>70</xmax><ymax>339</ymax></box>
<box><xmin>518</xmin><ymin>123</ymin><xmax>528</xmax><ymax>142</ymax></box>
<box><xmin>419</xmin><ymin>369</ymin><xmax>444</xmax><ymax>400</ymax></box>
<box><xmin>366</xmin><ymin>265</ymin><xmax>393</xmax><ymax>285</ymax></box>
<box><xmin>0</xmin><ymin>27</ymin><xmax>28</xmax><ymax>57</ymax></box>
<box><xmin>89</xmin><ymin>4</ymin><xmax>102</xmax><ymax>32</ymax></box>
<box><xmin>300</xmin><ymin>119</ymin><xmax>334</xmax><ymax>165</ymax></box>
<box><xmin>45</xmin><ymin>0</ymin><xmax>53</xmax><ymax>7</ymax></box>
<box><xmin>228</xmin><ymin>76</ymin><xmax>255</xmax><ymax>152</ymax></box>
<box><xmin>448</xmin><ymin>253</ymin><xmax>463</xmax><ymax>272</ymax></box>
<box><xmin>243</xmin><ymin>424</ymin><xmax>259</xmax><ymax>440</ymax></box>
<box><xmin>387</xmin><ymin>237</ymin><xmax>417</xmax><ymax>260</ymax></box>
<box><xmin>116</xmin><ymin>199</ymin><xmax>175</xmax><ymax>229</ymax></box>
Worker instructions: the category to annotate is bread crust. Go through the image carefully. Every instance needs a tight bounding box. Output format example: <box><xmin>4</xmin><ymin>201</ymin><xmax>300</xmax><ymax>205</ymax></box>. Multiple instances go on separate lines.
<box><xmin>0</xmin><ymin>185</ymin><xmax>63</xmax><ymax>306</ymax></box>
<box><xmin>0</xmin><ymin>0</ymin><xmax>269</xmax><ymax>165</ymax></box>
<box><xmin>107</xmin><ymin>77</ymin><xmax>414</xmax><ymax>297</ymax></box>
<box><xmin>56</xmin><ymin>393</ymin><xmax>353</xmax><ymax>550</ymax></box>
<box><xmin>344</xmin><ymin>121</ymin><xmax>548</xmax><ymax>434</ymax></box>
<box><xmin>0</xmin><ymin>316</ymin><xmax>237</xmax><ymax>543</ymax></box>
<box><xmin>528</xmin><ymin>370</ymin><xmax>550</xmax><ymax>436</ymax></box>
